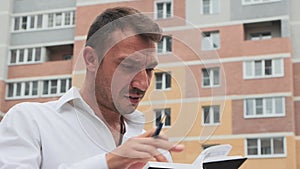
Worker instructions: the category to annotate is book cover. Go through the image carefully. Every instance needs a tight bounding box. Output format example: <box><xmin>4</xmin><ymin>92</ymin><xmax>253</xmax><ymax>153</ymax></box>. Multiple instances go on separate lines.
<box><xmin>142</xmin><ymin>144</ymin><xmax>247</xmax><ymax>169</ymax></box>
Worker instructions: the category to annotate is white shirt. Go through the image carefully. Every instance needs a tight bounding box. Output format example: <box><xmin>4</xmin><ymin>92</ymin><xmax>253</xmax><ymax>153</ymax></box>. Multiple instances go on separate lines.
<box><xmin>0</xmin><ymin>87</ymin><xmax>158</xmax><ymax>169</ymax></box>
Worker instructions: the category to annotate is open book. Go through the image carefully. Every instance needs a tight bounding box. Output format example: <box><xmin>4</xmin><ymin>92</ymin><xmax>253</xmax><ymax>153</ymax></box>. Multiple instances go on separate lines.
<box><xmin>142</xmin><ymin>144</ymin><xmax>247</xmax><ymax>169</ymax></box>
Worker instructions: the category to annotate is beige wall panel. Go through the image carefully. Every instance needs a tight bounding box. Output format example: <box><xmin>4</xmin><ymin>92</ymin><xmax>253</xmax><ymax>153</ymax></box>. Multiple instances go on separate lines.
<box><xmin>8</xmin><ymin>60</ymin><xmax>72</xmax><ymax>79</ymax></box>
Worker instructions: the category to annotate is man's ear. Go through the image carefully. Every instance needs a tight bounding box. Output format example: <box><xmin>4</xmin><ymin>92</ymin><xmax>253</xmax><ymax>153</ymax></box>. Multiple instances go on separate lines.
<box><xmin>83</xmin><ymin>46</ymin><xmax>99</xmax><ymax>72</ymax></box>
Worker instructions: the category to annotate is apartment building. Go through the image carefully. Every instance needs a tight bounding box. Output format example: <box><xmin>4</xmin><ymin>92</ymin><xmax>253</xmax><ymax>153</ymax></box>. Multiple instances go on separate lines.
<box><xmin>1</xmin><ymin>0</ymin><xmax>300</xmax><ymax>168</ymax></box>
<box><xmin>0</xmin><ymin>0</ymin><xmax>76</xmax><ymax>120</ymax></box>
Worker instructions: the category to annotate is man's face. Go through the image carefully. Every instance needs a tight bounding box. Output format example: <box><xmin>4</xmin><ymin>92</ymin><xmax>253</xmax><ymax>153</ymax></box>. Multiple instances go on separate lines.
<box><xmin>95</xmin><ymin>33</ymin><xmax>158</xmax><ymax>115</ymax></box>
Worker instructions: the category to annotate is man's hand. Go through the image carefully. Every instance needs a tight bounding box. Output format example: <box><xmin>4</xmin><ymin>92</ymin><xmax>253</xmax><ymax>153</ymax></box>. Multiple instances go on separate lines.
<box><xmin>106</xmin><ymin>129</ymin><xmax>184</xmax><ymax>169</ymax></box>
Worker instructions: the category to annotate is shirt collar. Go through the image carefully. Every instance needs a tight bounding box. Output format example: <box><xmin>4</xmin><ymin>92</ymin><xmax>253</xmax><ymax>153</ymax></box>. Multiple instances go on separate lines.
<box><xmin>56</xmin><ymin>87</ymin><xmax>82</xmax><ymax>110</ymax></box>
<box><xmin>56</xmin><ymin>87</ymin><xmax>145</xmax><ymax>126</ymax></box>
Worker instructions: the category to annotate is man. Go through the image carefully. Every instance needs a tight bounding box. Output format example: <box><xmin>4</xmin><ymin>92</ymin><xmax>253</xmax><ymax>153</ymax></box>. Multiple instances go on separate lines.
<box><xmin>0</xmin><ymin>6</ymin><xmax>184</xmax><ymax>169</ymax></box>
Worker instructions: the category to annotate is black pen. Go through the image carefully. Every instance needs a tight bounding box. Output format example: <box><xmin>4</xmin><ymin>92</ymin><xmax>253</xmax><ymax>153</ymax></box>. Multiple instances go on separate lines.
<box><xmin>152</xmin><ymin>115</ymin><xmax>166</xmax><ymax>138</ymax></box>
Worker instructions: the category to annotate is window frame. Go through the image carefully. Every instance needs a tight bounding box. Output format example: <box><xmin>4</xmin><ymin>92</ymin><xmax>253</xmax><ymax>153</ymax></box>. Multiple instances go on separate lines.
<box><xmin>154</xmin><ymin>0</ymin><xmax>173</xmax><ymax>20</ymax></box>
<box><xmin>245</xmin><ymin>136</ymin><xmax>286</xmax><ymax>158</ymax></box>
<box><xmin>8</xmin><ymin>47</ymin><xmax>45</xmax><ymax>65</ymax></box>
<box><xmin>242</xmin><ymin>0</ymin><xmax>281</xmax><ymax>6</ymax></box>
<box><xmin>243</xmin><ymin>58</ymin><xmax>284</xmax><ymax>79</ymax></box>
<box><xmin>201</xmin><ymin>0</ymin><xmax>220</xmax><ymax>15</ymax></box>
<box><xmin>157</xmin><ymin>35</ymin><xmax>172</xmax><ymax>54</ymax></box>
<box><xmin>6</xmin><ymin>78</ymin><xmax>71</xmax><ymax>100</ymax></box>
<box><xmin>202</xmin><ymin>67</ymin><xmax>220</xmax><ymax>88</ymax></box>
<box><xmin>153</xmin><ymin>108</ymin><xmax>172</xmax><ymax>128</ymax></box>
<box><xmin>12</xmin><ymin>10</ymin><xmax>75</xmax><ymax>32</ymax></box>
<box><xmin>244</xmin><ymin>97</ymin><xmax>285</xmax><ymax>118</ymax></box>
<box><xmin>202</xmin><ymin>105</ymin><xmax>221</xmax><ymax>126</ymax></box>
<box><xmin>202</xmin><ymin>31</ymin><xmax>220</xmax><ymax>51</ymax></box>
<box><xmin>155</xmin><ymin>72</ymin><xmax>172</xmax><ymax>90</ymax></box>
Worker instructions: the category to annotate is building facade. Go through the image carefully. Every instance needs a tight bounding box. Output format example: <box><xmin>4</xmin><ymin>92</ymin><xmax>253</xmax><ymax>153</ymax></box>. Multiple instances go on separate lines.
<box><xmin>1</xmin><ymin>0</ymin><xmax>300</xmax><ymax>168</ymax></box>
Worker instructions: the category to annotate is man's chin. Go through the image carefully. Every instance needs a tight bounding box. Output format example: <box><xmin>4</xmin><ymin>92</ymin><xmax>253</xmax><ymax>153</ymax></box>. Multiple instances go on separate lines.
<box><xmin>116</xmin><ymin>104</ymin><xmax>138</xmax><ymax>115</ymax></box>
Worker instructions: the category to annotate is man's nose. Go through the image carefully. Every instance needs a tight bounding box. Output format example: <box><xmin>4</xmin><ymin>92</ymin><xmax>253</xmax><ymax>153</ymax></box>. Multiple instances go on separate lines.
<box><xmin>131</xmin><ymin>70</ymin><xmax>150</xmax><ymax>92</ymax></box>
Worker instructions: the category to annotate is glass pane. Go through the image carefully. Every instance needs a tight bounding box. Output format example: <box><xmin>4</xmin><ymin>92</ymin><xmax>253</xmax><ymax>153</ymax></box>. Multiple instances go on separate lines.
<box><xmin>60</xmin><ymin>79</ymin><xmax>67</xmax><ymax>93</ymax></box>
<box><xmin>48</xmin><ymin>14</ymin><xmax>54</xmax><ymax>27</ymax></box>
<box><xmin>203</xmin><ymin>0</ymin><xmax>210</xmax><ymax>14</ymax></box>
<box><xmin>55</xmin><ymin>13</ymin><xmax>62</xmax><ymax>26</ymax></box>
<box><xmin>157</xmin><ymin>41</ymin><xmax>163</xmax><ymax>53</ymax></box>
<box><xmin>275</xmin><ymin>97</ymin><xmax>283</xmax><ymax>114</ymax></box>
<box><xmin>19</xmin><ymin>49</ymin><xmax>24</xmax><ymax>62</ymax></box>
<box><xmin>165</xmin><ymin>108</ymin><xmax>171</xmax><ymax>126</ymax></box>
<box><xmin>212</xmin><ymin>0</ymin><xmax>220</xmax><ymax>13</ymax></box>
<box><xmin>166</xmin><ymin>36</ymin><xmax>172</xmax><ymax>52</ymax></box>
<box><xmin>213</xmin><ymin>106</ymin><xmax>220</xmax><ymax>123</ymax></box>
<box><xmin>43</xmin><ymin>80</ymin><xmax>49</xmax><ymax>94</ymax></box>
<box><xmin>30</xmin><ymin>16</ymin><xmax>35</xmax><ymax>29</ymax></box>
<box><xmin>155</xmin><ymin>110</ymin><xmax>162</xmax><ymax>126</ymax></box>
<box><xmin>65</xmin><ymin>12</ymin><xmax>71</xmax><ymax>25</ymax></box>
<box><xmin>265</xmin><ymin>98</ymin><xmax>272</xmax><ymax>114</ymax></box>
<box><xmin>156</xmin><ymin>3</ymin><xmax>164</xmax><ymax>18</ymax></box>
<box><xmin>254</xmin><ymin>60</ymin><xmax>262</xmax><ymax>76</ymax></box>
<box><xmin>35</xmin><ymin>47</ymin><xmax>41</xmax><ymax>61</ymax></box>
<box><xmin>261</xmin><ymin>138</ymin><xmax>271</xmax><ymax>155</ymax></box>
<box><xmin>155</xmin><ymin>73</ymin><xmax>162</xmax><ymax>89</ymax></box>
<box><xmin>32</xmin><ymin>81</ymin><xmax>38</xmax><ymax>95</ymax></box>
<box><xmin>16</xmin><ymin>83</ymin><xmax>21</xmax><ymax>96</ymax></box>
<box><xmin>10</xmin><ymin>50</ymin><xmax>17</xmax><ymax>64</ymax></box>
<box><xmin>246</xmin><ymin>99</ymin><xmax>254</xmax><ymax>116</ymax></box>
<box><xmin>245</xmin><ymin>61</ymin><xmax>253</xmax><ymax>77</ymax></box>
<box><xmin>37</xmin><ymin>15</ymin><xmax>43</xmax><ymax>28</ymax></box>
<box><xmin>8</xmin><ymin>83</ymin><xmax>14</xmax><ymax>97</ymax></box>
<box><xmin>166</xmin><ymin>2</ymin><xmax>172</xmax><ymax>17</ymax></box>
<box><xmin>213</xmin><ymin>68</ymin><xmax>220</xmax><ymax>85</ymax></box>
<box><xmin>50</xmin><ymin>80</ymin><xmax>57</xmax><ymax>94</ymax></box>
<box><xmin>27</xmin><ymin>48</ymin><xmax>33</xmax><ymax>62</ymax></box>
<box><xmin>202</xmin><ymin>69</ymin><xmax>210</xmax><ymax>86</ymax></box>
<box><xmin>24</xmin><ymin>82</ymin><xmax>30</xmax><ymax>96</ymax></box>
<box><xmin>274</xmin><ymin>59</ymin><xmax>283</xmax><ymax>75</ymax></box>
<box><xmin>273</xmin><ymin>137</ymin><xmax>284</xmax><ymax>154</ymax></box>
<box><xmin>247</xmin><ymin>139</ymin><xmax>258</xmax><ymax>155</ymax></box>
<box><xmin>212</xmin><ymin>32</ymin><xmax>220</xmax><ymax>49</ymax></box>
<box><xmin>255</xmin><ymin>98</ymin><xmax>263</xmax><ymax>115</ymax></box>
<box><xmin>21</xmin><ymin>16</ymin><xmax>27</xmax><ymax>30</ymax></box>
<box><xmin>14</xmin><ymin>17</ymin><xmax>20</xmax><ymax>30</ymax></box>
<box><xmin>264</xmin><ymin>60</ymin><xmax>272</xmax><ymax>75</ymax></box>
<box><xmin>203</xmin><ymin>106</ymin><xmax>210</xmax><ymax>124</ymax></box>
<box><xmin>165</xmin><ymin>73</ymin><xmax>171</xmax><ymax>89</ymax></box>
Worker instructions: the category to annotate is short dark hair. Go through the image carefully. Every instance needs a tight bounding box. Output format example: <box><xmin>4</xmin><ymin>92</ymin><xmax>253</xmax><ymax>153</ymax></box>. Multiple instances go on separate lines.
<box><xmin>86</xmin><ymin>6</ymin><xmax>162</xmax><ymax>59</ymax></box>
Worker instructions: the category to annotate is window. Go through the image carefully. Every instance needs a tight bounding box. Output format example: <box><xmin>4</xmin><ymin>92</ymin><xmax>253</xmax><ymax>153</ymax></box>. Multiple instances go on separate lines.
<box><xmin>250</xmin><ymin>32</ymin><xmax>272</xmax><ymax>40</ymax></box>
<box><xmin>202</xmin><ymin>105</ymin><xmax>220</xmax><ymax>125</ymax></box>
<box><xmin>157</xmin><ymin>36</ymin><xmax>172</xmax><ymax>54</ymax></box>
<box><xmin>6</xmin><ymin>81</ymin><xmax>39</xmax><ymax>99</ymax></box>
<box><xmin>201</xmin><ymin>0</ymin><xmax>220</xmax><ymax>14</ymax></box>
<box><xmin>242</xmin><ymin>0</ymin><xmax>281</xmax><ymax>5</ymax></box>
<box><xmin>202</xmin><ymin>31</ymin><xmax>220</xmax><ymax>50</ymax></box>
<box><xmin>246</xmin><ymin>137</ymin><xmax>285</xmax><ymax>157</ymax></box>
<box><xmin>47</xmin><ymin>11</ymin><xmax>75</xmax><ymax>28</ymax></box>
<box><xmin>155</xmin><ymin>72</ymin><xmax>171</xmax><ymax>90</ymax></box>
<box><xmin>6</xmin><ymin>78</ymin><xmax>71</xmax><ymax>99</ymax></box>
<box><xmin>9</xmin><ymin>47</ymin><xmax>44</xmax><ymax>65</ymax></box>
<box><xmin>155</xmin><ymin>1</ymin><xmax>172</xmax><ymax>19</ymax></box>
<box><xmin>12</xmin><ymin>11</ymin><xmax>75</xmax><ymax>32</ymax></box>
<box><xmin>42</xmin><ymin>78</ymin><xmax>71</xmax><ymax>96</ymax></box>
<box><xmin>243</xmin><ymin>58</ymin><xmax>284</xmax><ymax>79</ymax></box>
<box><xmin>154</xmin><ymin>108</ymin><xmax>171</xmax><ymax>127</ymax></box>
<box><xmin>202</xmin><ymin>67</ymin><xmax>220</xmax><ymax>87</ymax></box>
<box><xmin>244</xmin><ymin>97</ymin><xmax>285</xmax><ymax>118</ymax></box>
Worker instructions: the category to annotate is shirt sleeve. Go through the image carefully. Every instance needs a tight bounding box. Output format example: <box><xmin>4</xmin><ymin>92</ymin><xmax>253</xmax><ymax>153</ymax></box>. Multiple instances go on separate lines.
<box><xmin>0</xmin><ymin>104</ymin><xmax>42</xmax><ymax>169</ymax></box>
<box><xmin>0</xmin><ymin>104</ymin><xmax>109</xmax><ymax>169</ymax></box>
<box><xmin>58</xmin><ymin>153</ymin><xmax>108</xmax><ymax>169</ymax></box>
